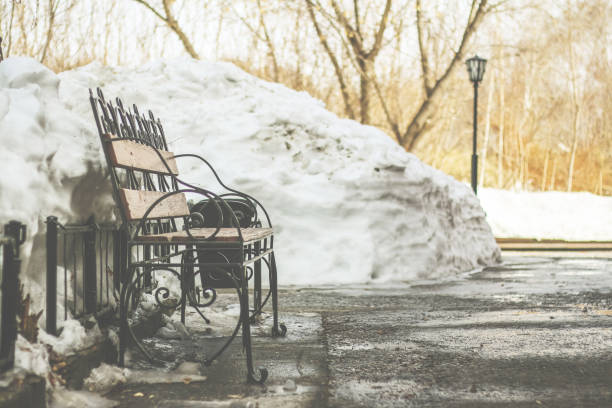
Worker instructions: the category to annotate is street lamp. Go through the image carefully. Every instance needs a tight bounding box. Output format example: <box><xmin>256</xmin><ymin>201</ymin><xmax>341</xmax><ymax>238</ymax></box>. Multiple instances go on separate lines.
<box><xmin>466</xmin><ymin>55</ymin><xmax>487</xmax><ymax>194</ymax></box>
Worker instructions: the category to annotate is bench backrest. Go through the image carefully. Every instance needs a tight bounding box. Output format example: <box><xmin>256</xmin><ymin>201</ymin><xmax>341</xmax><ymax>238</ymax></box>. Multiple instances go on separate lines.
<box><xmin>89</xmin><ymin>88</ymin><xmax>189</xmax><ymax>231</ymax></box>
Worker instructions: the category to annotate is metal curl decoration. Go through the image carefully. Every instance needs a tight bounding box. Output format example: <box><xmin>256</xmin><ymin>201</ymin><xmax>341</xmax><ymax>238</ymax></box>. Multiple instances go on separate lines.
<box><xmin>197</xmin><ymin>286</ymin><xmax>217</xmax><ymax>308</ymax></box>
<box><xmin>187</xmin><ymin>271</ymin><xmax>218</xmax><ymax>308</ymax></box>
<box><xmin>149</xmin><ymin>267</ymin><xmax>183</xmax><ymax>310</ymax></box>
<box><xmin>154</xmin><ymin>286</ymin><xmax>178</xmax><ymax>310</ymax></box>
<box><xmin>122</xmin><ymin>263</ymin><xmax>258</xmax><ymax>379</ymax></box>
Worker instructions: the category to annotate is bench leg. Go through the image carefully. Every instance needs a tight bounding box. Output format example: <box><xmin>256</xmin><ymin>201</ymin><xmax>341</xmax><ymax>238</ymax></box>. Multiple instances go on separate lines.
<box><xmin>270</xmin><ymin>252</ymin><xmax>287</xmax><ymax>337</ymax></box>
<box><xmin>240</xmin><ymin>265</ymin><xmax>268</xmax><ymax>384</ymax></box>
<box><xmin>180</xmin><ymin>248</ymin><xmax>196</xmax><ymax>324</ymax></box>
<box><xmin>253</xmin><ymin>242</ymin><xmax>262</xmax><ymax>319</ymax></box>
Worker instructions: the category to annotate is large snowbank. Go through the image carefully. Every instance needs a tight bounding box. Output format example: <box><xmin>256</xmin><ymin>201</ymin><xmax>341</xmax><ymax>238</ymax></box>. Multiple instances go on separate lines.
<box><xmin>0</xmin><ymin>56</ymin><xmax>500</xmax><ymax>287</ymax></box>
<box><xmin>479</xmin><ymin>189</ymin><xmax>612</xmax><ymax>241</ymax></box>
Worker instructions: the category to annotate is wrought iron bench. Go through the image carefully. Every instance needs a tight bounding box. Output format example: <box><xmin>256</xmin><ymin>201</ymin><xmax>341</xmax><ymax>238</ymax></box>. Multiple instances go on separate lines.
<box><xmin>89</xmin><ymin>88</ymin><xmax>286</xmax><ymax>383</ymax></box>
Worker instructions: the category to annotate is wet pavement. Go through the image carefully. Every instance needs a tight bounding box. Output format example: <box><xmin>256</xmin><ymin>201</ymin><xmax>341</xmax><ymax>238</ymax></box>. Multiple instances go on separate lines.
<box><xmin>106</xmin><ymin>255</ymin><xmax>612</xmax><ymax>407</ymax></box>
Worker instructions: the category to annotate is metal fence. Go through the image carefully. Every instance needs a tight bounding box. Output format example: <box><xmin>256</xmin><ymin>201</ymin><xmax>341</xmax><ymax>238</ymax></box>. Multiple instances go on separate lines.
<box><xmin>0</xmin><ymin>221</ymin><xmax>26</xmax><ymax>372</ymax></box>
<box><xmin>45</xmin><ymin>216</ymin><xmax>122</xmax><ymax>336</ymax></box>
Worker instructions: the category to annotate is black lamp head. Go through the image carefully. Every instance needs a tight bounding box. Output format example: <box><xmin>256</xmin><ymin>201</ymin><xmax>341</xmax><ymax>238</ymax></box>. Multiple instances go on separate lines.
<box><xmin>466</xmin><ymin>55</ymin><xmax>487</xmax><ymax>83</ymax></box>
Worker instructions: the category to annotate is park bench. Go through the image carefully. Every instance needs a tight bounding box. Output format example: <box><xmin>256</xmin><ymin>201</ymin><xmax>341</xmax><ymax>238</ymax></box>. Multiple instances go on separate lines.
<box><xmin>89</xmin><ymin>88</ymin><xmax>286</xmax><ymax>383</ymax></box>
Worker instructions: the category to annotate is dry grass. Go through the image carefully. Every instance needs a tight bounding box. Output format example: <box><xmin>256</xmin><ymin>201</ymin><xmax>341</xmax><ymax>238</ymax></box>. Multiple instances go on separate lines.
<box><xmin>420</xmin><ymin>143</ymin><xmax>611</xmax><ymax>194</ymax></box>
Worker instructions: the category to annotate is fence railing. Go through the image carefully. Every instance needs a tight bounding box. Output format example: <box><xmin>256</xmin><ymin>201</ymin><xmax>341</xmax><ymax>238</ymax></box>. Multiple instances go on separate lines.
<box><xmin>0</xmin><ymin>221</ymin><xmax>26</xmax><ymax>372</ymax></box>
<box><xmin>45</xmin><ymin>216</ymin><xmax>121</xmax><ymax>336</ymax></box>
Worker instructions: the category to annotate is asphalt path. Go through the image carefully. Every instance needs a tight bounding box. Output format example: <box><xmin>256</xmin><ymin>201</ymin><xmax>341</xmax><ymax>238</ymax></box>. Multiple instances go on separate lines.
<box><xmin>107</xmin><ymin>255</ymin><xmax>612</xmax><ymax>407</ymax></box>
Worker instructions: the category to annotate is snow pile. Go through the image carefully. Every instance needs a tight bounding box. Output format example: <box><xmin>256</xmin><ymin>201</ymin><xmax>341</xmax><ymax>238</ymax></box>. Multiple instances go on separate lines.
<box><xmin>13</xmin><ymin>335</ymin><xmax>52</xmax><ymax>378</ymax></box>
<box><xmin>0</xmin><ymin>56</ymin><xmax>500</xmax><ymax>286</ymax></box>
<box><xmin>84</xmin><ymin>362</ymin><xmax>207</xmax><ymax>394</ymax></box>
<box><xmin>83</xmin><ymin>363</ymin><xmax>128</xmax><ymax>393</ymax></box>
<box><xmin>479</xmin><ymin>189</ymin><xmax>612</xmax><ymax>241</ymax></box>
<box><xmin>38</xmin><ymin>318</ymin><xmax>103</xmax><ymax>355</ymax></box>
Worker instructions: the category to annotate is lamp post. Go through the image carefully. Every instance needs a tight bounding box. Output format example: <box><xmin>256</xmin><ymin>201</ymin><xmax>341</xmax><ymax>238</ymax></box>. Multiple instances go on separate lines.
<box><xmin>466</xmin><ymin>55</ymin><xmax>487</xmax><ymax>194</ymax></box>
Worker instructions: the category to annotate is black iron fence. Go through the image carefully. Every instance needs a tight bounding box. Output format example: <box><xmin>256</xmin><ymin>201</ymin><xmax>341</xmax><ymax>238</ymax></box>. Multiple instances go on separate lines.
<box><xmin>0</xmin><ymin>221</ymin><xmax>26</xmax><ymax>372</ymax></box>
<box><xmin>45</xmin><ymin>216</ymin><xmax>122</xmax><ymax>336</ymax></box>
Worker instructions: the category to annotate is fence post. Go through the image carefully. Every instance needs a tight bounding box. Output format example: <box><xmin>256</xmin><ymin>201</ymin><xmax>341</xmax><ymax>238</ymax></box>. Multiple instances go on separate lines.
<box><xmin>112</xmin><ymin>229</ymin><xmax>121</xmax><ymax>293</ymax></box>
<box><xmin>113</xmin><ymin>227</ymin><xmax>129</xmax><ymax>290</ymax></box>
<box><xmin>1</xmin><ymin>221</ymin><xmax>25</xmax><ymax>369</ymax></box>
<box><xmin>83</xmin><ymin>220</ymin><xmax>97</xmax><ymax>315</ymax></box>
<box><xmin>0</xmin><ymin>237</ymin><xmax>14</xmax><ymax>370</ymax></box>
<box><xmin>46</xmin><ymin>216</ymin><xmax>58</xmax><ymax>336</ymax></box>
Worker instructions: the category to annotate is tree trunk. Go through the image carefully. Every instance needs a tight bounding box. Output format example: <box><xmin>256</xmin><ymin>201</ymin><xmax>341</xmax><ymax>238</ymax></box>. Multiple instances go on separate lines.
<box><xmin>567</xmin><ymin>118</ymin><xmax>579</xmax><ymax>192</ymax></box>
<box><xmin>541</xmin><ymin>150</ymin><xmax>549</xmax><ymax>191</ymax></box>
<box><xmin>358</xmin><ymin>58</ymin><xmax>371</xmax><ymax>124</ymax></box>
<box><xmin>306</xmin><ymin>2</ymin><xmax>356</xmax><ymax>120</ymax></box>
<box><xmin>566</xmin><ymin>5</ymin><xmax>579</xmax><ymax>193</ymax></box>
<box><xmin>550</xmin><ymin>157</ymin><xmax>557</xmax><ymax>190</ymax></box>
<box><xmin>497</xmin><ymin>68</ymin><xmax>505</xmax><ymax>188</ymax></box>
<box><xmin>480</xmin><ymin>68</ymin><xmax>495</xmax><ymax>188</ymax></box>
<box><xmin>40</xmin><ymin>0</ymin><xmax>57</xmax><ymax>64</ymax></box>
<box><xmin>257</xmin><ymin>0</ymin><xmax>279</xmax><ymax>82</ymax></box>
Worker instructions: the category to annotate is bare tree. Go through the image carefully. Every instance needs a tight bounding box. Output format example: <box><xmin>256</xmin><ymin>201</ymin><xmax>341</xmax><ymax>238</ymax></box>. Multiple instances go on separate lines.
<box><xmin>306</xmin><ymin>0</ymin><xmax>356</xmax><ymax>120</ymax></box>
<box><xmin>6</xmin><ymin>0</ymin><xmax>17</xmax><ymax>57</ymax></box>
<box><xmin>401</xmin><ymin>0</ymin><xmax>491</xmax><ymax>150</ymax></box>
<box><xmin>497</xmin><ymin>63</ymin><xmax>505</xmax><ymax>188</ymax></box>
<box><xmin>333</xmin><ymin>0</ymin><xmax>391</xmax><ymax>124</ymax></box>
<box><xmin>479</xmin><ymin>66</ymin><xmax>495</xmax><ymax>188</ymax></box>
<box><xmin>565</xmin><ymin>1</ymin><xmax>580</xmax><ymax>192</ymax></box>
<box><xmin>256</xmin><ymin>0</ymin><xmax>279</xmax><ymax>82</ymax></box>
<box><xmin>307</xmin><ymin>0</ymin><xmax>493</xmax><ymax>150</ymax></box>
<box><xmin>40</xmin><ymin>0</ymin><xmax>61</xmax><ymax>64</ymax></box>
<box><xmin>132</xmin><ymin>0</ymin><xmax>199</xmax><ymax>59</ymax></box>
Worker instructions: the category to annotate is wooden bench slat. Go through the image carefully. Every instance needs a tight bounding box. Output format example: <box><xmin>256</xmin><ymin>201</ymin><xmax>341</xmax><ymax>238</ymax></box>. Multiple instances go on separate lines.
<box><xmin>119</xmin><ymin>189</ymin><xmax>190</xmax><ymax>220</ymax></box>
<box><xmin>105</xmin><ymin>133</ymin><xmax>179</xmax><ymax>175</ymax></box>
<box><xmin>136</xmin><ymin>227</ymin><xmax>273</xmax><ymax>243</ymax></box>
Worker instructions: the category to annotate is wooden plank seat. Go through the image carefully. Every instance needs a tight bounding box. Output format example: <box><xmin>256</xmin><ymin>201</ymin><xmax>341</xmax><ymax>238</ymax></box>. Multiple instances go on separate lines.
<box><xmin>89</xmin><ymin>87</ymin><xmax>285</xmax><ymax>385</ymax></box>
<box><xmin>136</xmin><ymin>227</ymin><xmax>273</xmax><ymax>243</ymax></box>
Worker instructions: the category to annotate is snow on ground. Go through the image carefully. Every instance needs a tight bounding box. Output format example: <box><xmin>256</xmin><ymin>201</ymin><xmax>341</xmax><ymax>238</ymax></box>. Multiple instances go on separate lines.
<box><xmin>479</xmin><ymin>188</ymin><xmax>612</xmax><ymax>241</ymax></box>
<box><xmin>0</xmin><ymin>56</ymin><xmax>500</xmax><ymax>289</ymax></box>
<box><xmin>38</xmin><ymin>318</ymin><xmax>103</xmax><ymax>355</ymax></box>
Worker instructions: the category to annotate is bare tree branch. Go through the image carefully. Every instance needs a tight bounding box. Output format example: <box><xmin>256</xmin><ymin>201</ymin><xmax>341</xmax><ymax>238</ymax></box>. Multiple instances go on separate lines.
<box><xmin>401</xmin><ymin>0</ymin><xmax>489</xmax><ymax>149</ymax></box>
<box><xmin>40</xmin><ymin>0</ymin><xmax>60</xmax><ymax>64</ymax></box>
<box><xmin>415</xmin><ymin>0</ymin><xmax>432</xmax><ymax>96</ymax></box>
<box><xmin>256</xmin><ymin>0</ymin><xmax>279</xmax><ymax>82</ymax></box>
<box><xmin>353</xmin><ymin>0</ymin><xmax>362</xmax><ymax>40</ymax></box>
<box><xmin>366</xmin><ymin>0</ymin><xmax>392</xmax><ymax>59</ymax></box>
<box><xmin>132</xmin><ymin>0</ymin><xmax>199</xmax><ymax>59</ymax></box>
<box><xmin>306</xmin><ymin>0</ymin><xmax>355</xmax><ymax>120</ymax></box>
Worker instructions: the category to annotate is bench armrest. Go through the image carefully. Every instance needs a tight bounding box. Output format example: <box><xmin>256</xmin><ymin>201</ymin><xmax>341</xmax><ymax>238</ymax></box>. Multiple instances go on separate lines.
<box><xmin>172</xmin><ymin>153</ymin><xmax>274</xmax><ymax>228</ymax></box>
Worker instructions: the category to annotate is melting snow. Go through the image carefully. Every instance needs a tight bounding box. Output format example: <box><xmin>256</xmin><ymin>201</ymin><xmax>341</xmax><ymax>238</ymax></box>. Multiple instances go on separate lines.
<box><xmin>0</xmin><ymin>56</ymin><xmax>500</xmax><ymax>288</ymax></box>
